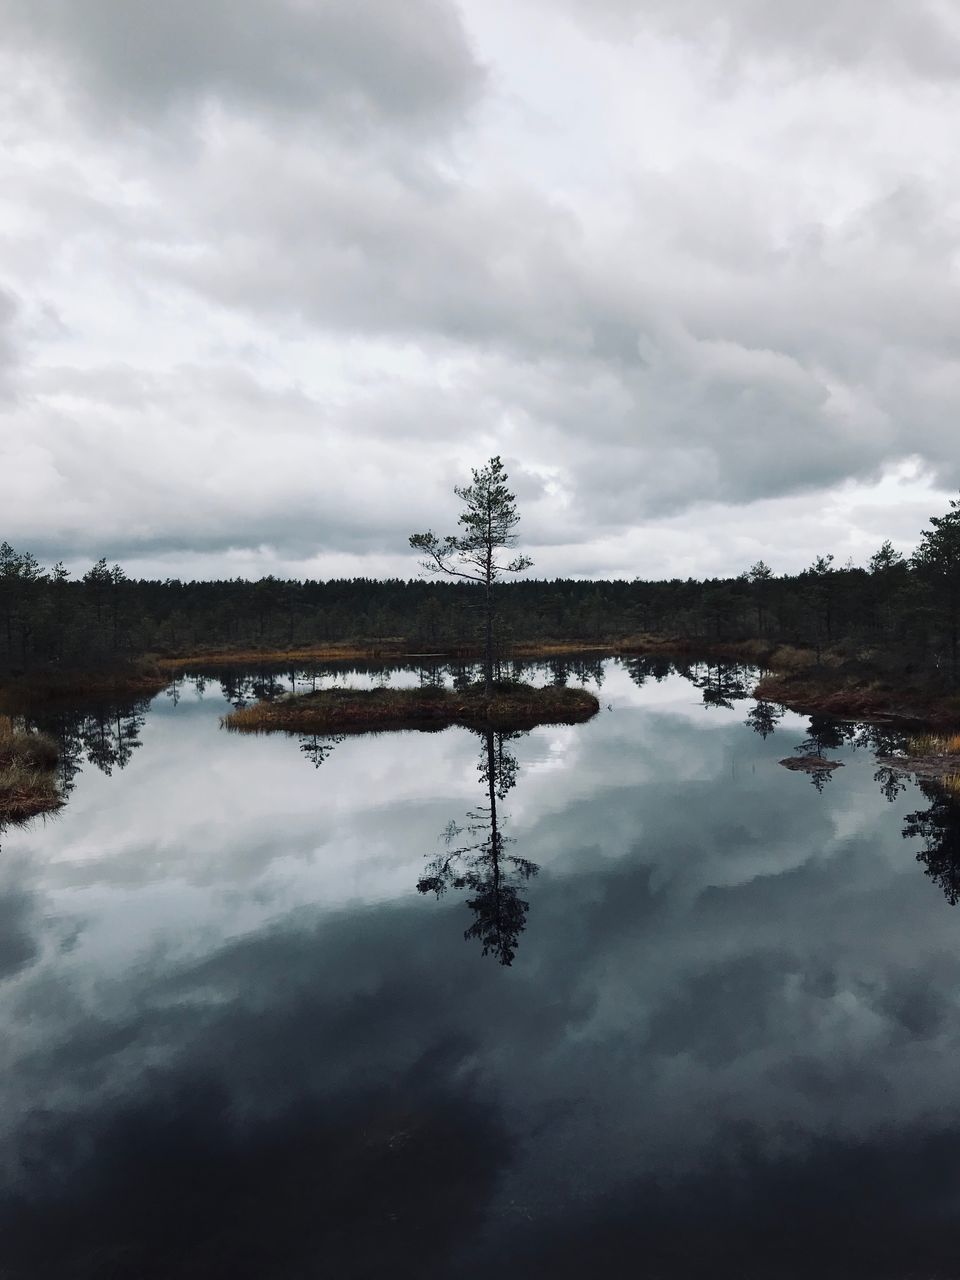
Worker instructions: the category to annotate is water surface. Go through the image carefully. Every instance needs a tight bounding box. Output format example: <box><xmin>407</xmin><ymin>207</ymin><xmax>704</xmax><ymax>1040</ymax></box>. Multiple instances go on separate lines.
<box><xmin>2</xmin><ymin>657</ymin><xmax>960</xmax><ymax>1278</ymax></box>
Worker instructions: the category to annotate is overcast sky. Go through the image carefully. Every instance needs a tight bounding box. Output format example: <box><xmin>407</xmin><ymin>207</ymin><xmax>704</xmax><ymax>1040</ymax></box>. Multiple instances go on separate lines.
<box><xmin>2</xmin><ymin>0</ymin><xmax>959</xmax><ymax>582</ymax></box>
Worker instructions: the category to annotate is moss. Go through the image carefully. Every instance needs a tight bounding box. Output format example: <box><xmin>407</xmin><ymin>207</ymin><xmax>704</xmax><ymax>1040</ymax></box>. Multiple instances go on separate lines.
<box><xmin>224</xmin><ymin>682</ymin><xmax>601</xmax><ymax>735</ymax></box>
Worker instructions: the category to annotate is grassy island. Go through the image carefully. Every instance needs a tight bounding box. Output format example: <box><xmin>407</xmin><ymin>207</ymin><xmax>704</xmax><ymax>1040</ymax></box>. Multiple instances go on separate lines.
<box><xmin>0</xmin><ymin>716</ymin><xmax>62</xmax><ymax>822</ymax></box>
<box><xmin>223</xmin><ymin>682</ymin><xmax>601</xmax><ymax>735</ymax></box>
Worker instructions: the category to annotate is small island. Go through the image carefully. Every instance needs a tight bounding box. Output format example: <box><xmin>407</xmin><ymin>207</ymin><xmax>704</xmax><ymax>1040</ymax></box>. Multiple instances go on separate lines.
<box><xmin>224</xmin><ymin>682</ymin><xmax>601</xmax><ymax>735</ymax></box>
<box><xmin>778</xmin><ymin>755</ymin><xmax>843</xmax><ymax>774</ymax></box>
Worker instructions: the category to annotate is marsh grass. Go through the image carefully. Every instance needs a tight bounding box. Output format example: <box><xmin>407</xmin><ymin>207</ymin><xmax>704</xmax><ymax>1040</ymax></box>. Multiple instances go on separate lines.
<box><xmin>223</xmin><ymin>682</ymin><xmax>601</xmax><ymax>735</ymax></box>
<box><xmin>906</xmin><ymin>733</ymin><xmax>960</xmax><ymax>758</ymax></box>
<box><xmin>0</xmin><ymin>716</ymin><xmax>63</xmax><ymax>822</ymax></box>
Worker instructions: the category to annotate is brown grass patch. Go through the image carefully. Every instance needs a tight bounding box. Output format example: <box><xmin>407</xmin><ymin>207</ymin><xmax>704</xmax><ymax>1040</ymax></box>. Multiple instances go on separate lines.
<box><xmin>223</xmin><ymin>683</ymin><xmax>601</xmax><ymax>735</ymax></box>
<box><xmin>155</xmin><ymin>644</ymin><xmax>400</xmax><ymax>669</ymax></box>
<box><xmin>906</xmin><ymin>733</ymin><xmax>960</xmax><ymax>757</ymax></box>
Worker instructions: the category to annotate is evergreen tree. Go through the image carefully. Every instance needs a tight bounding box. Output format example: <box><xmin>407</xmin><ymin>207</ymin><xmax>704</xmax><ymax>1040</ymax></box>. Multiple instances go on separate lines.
<box><xmin>913</xmin><ymin>496</ymin><xmax>960</xmax><ymax>678</ymax></box>
<box><xmin>409</xmin><ymin>456</ymin><xmax>532</xmax><ymax>695</ymax></box>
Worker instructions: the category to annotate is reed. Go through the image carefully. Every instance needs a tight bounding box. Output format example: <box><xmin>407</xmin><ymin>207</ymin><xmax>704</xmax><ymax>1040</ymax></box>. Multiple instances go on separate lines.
<box><xmin>906</xmin><ymin>733</ymin><xmax>960</xmax><ymax>758</ymax></box>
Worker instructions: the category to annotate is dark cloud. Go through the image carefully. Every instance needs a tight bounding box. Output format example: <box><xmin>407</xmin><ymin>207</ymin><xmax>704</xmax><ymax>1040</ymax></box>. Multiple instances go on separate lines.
<box><xmin>0</xmin><ymin>0</ymin><xmax>484</xmax><ymax>133</ymax></box>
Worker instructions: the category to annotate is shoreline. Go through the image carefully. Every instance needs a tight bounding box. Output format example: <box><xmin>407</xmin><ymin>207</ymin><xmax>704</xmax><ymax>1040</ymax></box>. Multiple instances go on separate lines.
<box><xmin>751</xmin><ymin>670</ymin><xmax>960</xmax><ymax>730</ymax></box>
<box><xmin>2</xmin><ymin>635</ymin><xmax>959</xmax><ymax>731</ymax></box>
<box><xmin>157</xmin><ymin>640</ymin><xmax>617</xmax><ymax>668</ymax></box>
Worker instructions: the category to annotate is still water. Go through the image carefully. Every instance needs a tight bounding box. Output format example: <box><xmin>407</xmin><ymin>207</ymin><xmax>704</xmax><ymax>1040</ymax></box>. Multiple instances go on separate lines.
<box><xmin>2</xmin><ymin>656</ymin><xmax>960</xmax><ymax>1277</ymax></box>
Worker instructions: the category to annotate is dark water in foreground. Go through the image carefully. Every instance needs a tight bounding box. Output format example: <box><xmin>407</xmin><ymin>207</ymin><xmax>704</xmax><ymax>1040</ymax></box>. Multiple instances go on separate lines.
<box><xmin>3</xmin><ymin>657</ymin><xmax>960</xmax><ymax>1277</ymax></box>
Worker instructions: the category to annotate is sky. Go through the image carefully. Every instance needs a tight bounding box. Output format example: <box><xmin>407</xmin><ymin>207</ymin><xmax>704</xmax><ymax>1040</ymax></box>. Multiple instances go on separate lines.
<box><xmin>1</xmin><ymin>0</ymin><xmax>959</xmax><ymax>583</ymax></box>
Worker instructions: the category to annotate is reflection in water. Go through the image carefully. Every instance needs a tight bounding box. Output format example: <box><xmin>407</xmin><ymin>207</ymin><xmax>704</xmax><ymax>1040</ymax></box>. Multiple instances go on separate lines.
<box><xmin>622</xmin><ymin>654</ymin><xmax>674</xmax><ymax>688</ymax></box>
<box><xmin>745</xmin><ymin>700</ymin><xmax>783</xmax><ymax>739</ymax></box>
<box><xmin>418</xmin><ymin>730</ymin><xmax>538</xmax><ymax>966</ymax></box>
<box><xmin>692</xmin><ymin>660</ymin><xmax>751</xmax><ymax>710</ymax></box>
<box><xmin>787</xmin><ymin>716</ymin><xmax>850</xmax><ymax>792</ymax></box>
<box><xmin>904</xmin><ymin>779</ymin><xmax>960</xmax><ymax>905</ymax></box>
<box><xmin>875</xmin><ymin>764</ymin><xmax>909</xmax><ymax>804</ymax></box>
<box><xmin>25</xmin><ymin>698</ymin><xmax>150</xmax><ymax>794</ymax></box>
<box><xmin>299</xmin><ymin>734</ymin><xmax>344</xmax><ymax>769</ymax></box>
<box><xmin>10</xmin><ymin>658</ymin><xmax>960</xmax><ymax>1274</ymax></box>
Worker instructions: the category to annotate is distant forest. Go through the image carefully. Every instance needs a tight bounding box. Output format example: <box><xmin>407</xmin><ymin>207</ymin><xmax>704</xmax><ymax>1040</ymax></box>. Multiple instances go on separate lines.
<box><xmin>3</xmin><ymin>495</ymin><xmax>960</xmax><ymax>677</ymax></box>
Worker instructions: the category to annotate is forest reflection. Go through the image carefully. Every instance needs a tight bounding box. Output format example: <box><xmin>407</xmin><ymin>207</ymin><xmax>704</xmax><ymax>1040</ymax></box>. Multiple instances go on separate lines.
<box><xmin>14</xmin><ymin>656</ymin><xmax>960</xmax><ymax>924</ymax></box>
<box><xmin>418</xmin><ymin>729</ymin><xmax>538</xmax><ymax>966</ymax></box>
<box><xmin>905</xmin><ymin>779</ymin><xmax>960</xmax><ymax>906</ymax></box>
<box><xmin>25</xmin><ymin>698</ymin><xmax>150</xmax><ymax>795</ymax></box>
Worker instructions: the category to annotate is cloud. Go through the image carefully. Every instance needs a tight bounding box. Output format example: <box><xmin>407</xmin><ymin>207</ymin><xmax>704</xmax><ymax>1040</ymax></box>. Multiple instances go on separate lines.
<box><xmin>2</xmin><ymin>0</ymin><xmax>960</xmax><ymax>576</ymax></box>
<box><xmin>549</xmin><ymin>0</ymin><xmax>960</xmax><ymax>81</ymax></box>
<box><xmin>0</xmin><ymin>0</ymin><xmax>484</xmax><ymax>134</ymax></box>
<box><xmin>0</xmin><ymin>288</ymin><xmax>21</xmax><ymax>392</ymax></box>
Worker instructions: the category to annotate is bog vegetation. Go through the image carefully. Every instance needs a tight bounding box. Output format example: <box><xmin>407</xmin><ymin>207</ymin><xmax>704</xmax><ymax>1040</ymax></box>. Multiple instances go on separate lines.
<box><xmin>0</xmin><ymin>715</ymin><xmax>61</xmax><ymax>821</ymax></box>
<box><xmin>224</xmin><ymin>683</ymin><xmax>600</xmax><ymax>735</ymax></box>
<box><xmin>6</xmin><ymin>494</ymin><xmax>960</xmax><ymax>697</ymax></box>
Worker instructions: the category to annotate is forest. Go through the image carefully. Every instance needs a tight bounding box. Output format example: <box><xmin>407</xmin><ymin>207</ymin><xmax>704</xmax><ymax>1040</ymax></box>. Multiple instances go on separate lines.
<box><xmin>2</xmin><ymin>495</ymin><xmax>960</xmax><ymax>683</ymax></box>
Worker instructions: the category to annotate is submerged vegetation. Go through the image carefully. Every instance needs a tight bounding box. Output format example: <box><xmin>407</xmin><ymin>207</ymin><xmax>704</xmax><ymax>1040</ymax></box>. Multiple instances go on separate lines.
<box><xmin>0</xmin><ymin>715</ymin><xmax>62</xmax><ymax>822</ymax></box>
<box><xmin>223</xmin><ymin>683</ymin><xmax>601</xmax><ymax>735</ymax></box>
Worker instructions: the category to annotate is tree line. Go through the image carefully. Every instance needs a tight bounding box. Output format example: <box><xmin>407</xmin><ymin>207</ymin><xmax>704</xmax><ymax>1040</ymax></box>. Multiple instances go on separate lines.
<box><xmin>4</xmin><ymin>494</ymin><xmax>960</xmax><ymax>679</ymax></box>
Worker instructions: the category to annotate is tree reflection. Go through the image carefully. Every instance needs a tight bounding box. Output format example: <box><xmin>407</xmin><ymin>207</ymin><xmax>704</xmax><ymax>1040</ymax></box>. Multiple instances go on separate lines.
<box><xmin>25</xmin><ymin>698</ymin><xmax>150</xmax><ymax>793</ymax></box>
<box><xmin>745</xmin><ymin>700</ymin><xmax>783</xmax><ymax>739</ymax></box>
<box><xmin>299</xmin><ymin>734</ymin><xmax>344</xmax><ymax>769</ymax></box>
<box><xmin>81</xmin><ymin>706</ymin><xmax>145</xmax><ymax>776</ymax></box>
<box><xmin>844</xmin><ymin>724</ymin><xmax>911</xmax><ymax>804</ymax></box>
<box><xmin>622</xmin><ymin>655</ymin><xmax>673</xmax><ymax>688</ymax></box>
<box><xmin>904</xmin><ymin>779</ymin><xmax>960</xmax><ymax>905</ymax></box>
<box><xmin>418</xmin><ymin>729</ymin><xmax>538</xmax><ymax>966</ymax></box>
<box><xmin>692</xmin><ymin>661</ymin><xmax>751</xmax><ymax>710</ymax></box>
<box><xmin>790</xmin><ymin>716</ymin><xmax>850</xmax><ymax>792</ymax></box>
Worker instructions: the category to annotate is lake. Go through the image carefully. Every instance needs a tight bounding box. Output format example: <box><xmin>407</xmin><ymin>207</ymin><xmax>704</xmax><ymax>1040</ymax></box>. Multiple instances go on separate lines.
<box><xmin>2</xmin><ymin>656</ymin><xmax>960</xmax><ymax>1278</ymax></box>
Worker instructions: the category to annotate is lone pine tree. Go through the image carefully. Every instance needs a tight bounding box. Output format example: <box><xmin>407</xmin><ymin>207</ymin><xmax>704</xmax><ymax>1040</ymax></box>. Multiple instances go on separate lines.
<box><xmin>410</xmin><ymin>456</ymin><xmax>533</xmax><ymax>695</ymax></box>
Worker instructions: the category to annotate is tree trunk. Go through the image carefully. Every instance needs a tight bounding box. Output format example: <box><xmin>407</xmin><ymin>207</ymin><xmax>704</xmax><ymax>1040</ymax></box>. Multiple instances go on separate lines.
<box><xmin>486</xmin><ymin>730</ymin><xmax>501</xmax><ymax>950</ymax></box>
<box><xmin>484</xmin><ymin>579</ymin><xmax>493</xmax><ymax>696</ymax></box>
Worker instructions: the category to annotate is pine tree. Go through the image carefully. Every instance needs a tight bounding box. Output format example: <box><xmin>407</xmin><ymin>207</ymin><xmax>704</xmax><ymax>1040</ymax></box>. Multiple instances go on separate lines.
<box><xmin>410</xmin><ymin>457</ymin><xmax>533</xmax><ymax>695</ymax></box>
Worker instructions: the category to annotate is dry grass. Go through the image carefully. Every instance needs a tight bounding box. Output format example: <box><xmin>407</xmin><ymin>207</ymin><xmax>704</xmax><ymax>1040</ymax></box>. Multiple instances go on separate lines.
<box><xmin>0</xmin><ymin>716</ymin><xmax>62</xmax><ymax>822</ymax></box>
<box><xmin>224</xmin><ymin>683</ymin><xmax>601</xmax><ymax>735</ymax></box>
<box><xmin>906</xmin><ymin>733</ymin><xmax>960</xmax><ymax>757</ymax></box>
<box><xmin>617</xmin><ymin>634</ymin><xmax>786</xmax><ymax>665</ymax></box>
<box><xmin>0</xmin><ymin>716</ymin><xmax>58</xmax><ymax>770</ymax></box>
<box><xmin>155</xmin><ymin>644</ymin><xmax>399</xmax><ymax>669</ymax></box>
<box><xmin>766</xmin><ymin>644</ymin><xmax>821</xmax><ymax>671</ymax></box>
<box><xmin>161</xmin><ymin>640</ymin><xmax>622</xmax><ymax>669</ymax></box>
